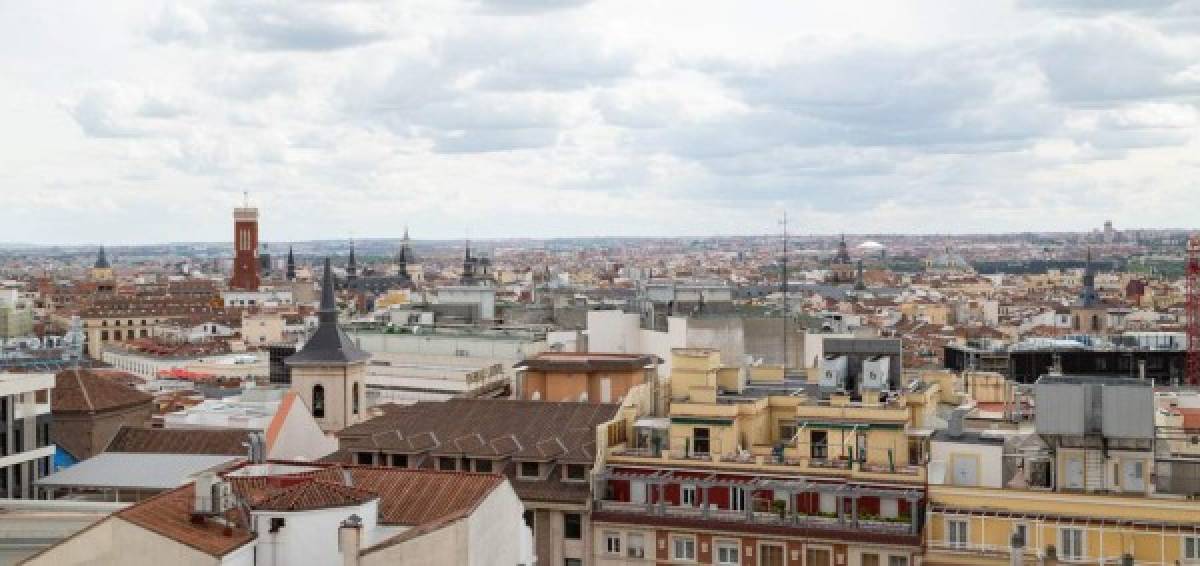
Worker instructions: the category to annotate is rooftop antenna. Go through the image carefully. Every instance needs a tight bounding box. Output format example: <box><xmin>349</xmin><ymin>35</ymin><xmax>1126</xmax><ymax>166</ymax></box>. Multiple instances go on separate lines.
<box><xmin>780</xmin><ymin>211</ymin><xmax>789</xmax><ymax>372</ymax></box>
<box><xmin>242</xmin><ymin>190</ymin><xmax>249</xmax><ymax>208</ymax></box>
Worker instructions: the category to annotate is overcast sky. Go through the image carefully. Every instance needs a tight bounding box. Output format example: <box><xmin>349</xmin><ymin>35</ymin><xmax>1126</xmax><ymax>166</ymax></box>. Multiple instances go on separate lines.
<box><xmin>2</xmin><ymin>0</ymin><xmax>1199</xmax><ymax>244</ymax></box>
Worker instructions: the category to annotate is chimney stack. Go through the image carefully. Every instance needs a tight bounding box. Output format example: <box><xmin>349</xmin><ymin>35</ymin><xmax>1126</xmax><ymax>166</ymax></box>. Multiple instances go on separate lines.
<box><xmin>339</xmin><ymin>515</ymin><xmax>363</xmax><ymax>566</ymax></box>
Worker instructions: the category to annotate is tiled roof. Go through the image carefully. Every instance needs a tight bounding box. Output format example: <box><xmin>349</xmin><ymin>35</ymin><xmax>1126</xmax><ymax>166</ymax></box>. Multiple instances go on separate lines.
<box><xmin>225</xmin><ymin>465</ymin><xmax>504</xmax><ymax>527</ymax></box>
<box><xmin>52</xmin><ymin>368</ymin><xmax>153</xmax><ymax>414</ymax></box>
<box><xmin>105</xmin><ymin>426</ymin><xmax>250</xmax><ymax>456</ymax></box>
<box><xmin>64</xmin><ymin>463</ymin><xmax>504</xmax><ymax>560</ymax></box>
<box><xmin>253</xmin><ymin>480</ymin><xmax>377</xmax><ymax>512</ymax></box>
<box><xmin>339</xmin><ymin>399</ymin><xmax>618</xmax><ymax>464</ymax></box>
<box><xmin>117</xmin><ymin>485</ymin><xmax>255</xmax><ymax>558</ymax></box>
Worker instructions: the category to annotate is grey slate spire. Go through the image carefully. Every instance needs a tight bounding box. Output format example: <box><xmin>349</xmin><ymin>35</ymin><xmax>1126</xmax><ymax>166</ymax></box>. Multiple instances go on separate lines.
<box><xmin>347</xmin><ymin>241</ymin><xmax>358</xmax><ymax>281</ymax></box>
<box><xmin>286</xmin><ymin>246</ymin><xmax>296</xmax><ymax>281</ymax></box>
<box><xmin>1079</xmin><ymin>248</ymin><xmax>1100</xmax><ymax>307</ymax></box>
<box><xmin>285</xmin><ymin>257</ymin><xmax>369</xmax><ymax>366</ymax></box>
<box><xmin>94</xmin><ymin>246</ymin><xmax>111</xmax><ymax>269</ymax></box>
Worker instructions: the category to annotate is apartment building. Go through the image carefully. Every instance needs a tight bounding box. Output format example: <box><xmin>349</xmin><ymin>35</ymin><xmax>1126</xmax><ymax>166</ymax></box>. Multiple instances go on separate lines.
<box><xmin>337</xmin><ymin>398</ymin><xmax>629</xmax><ymax>566</ymax></box>
<box><xmin>926</xmin><ymin>376</ymin><xmax>1200</xmax><ymax>565</ymax></box>
<box><xmin>0</xmin><ymin>372</ymin><xmax>55</xmax><ymax>499</ymax></box>
<box><xmin>592</xmin><ymin>349</ymin><xmax>937</xmax><ymax>566</ymax></box>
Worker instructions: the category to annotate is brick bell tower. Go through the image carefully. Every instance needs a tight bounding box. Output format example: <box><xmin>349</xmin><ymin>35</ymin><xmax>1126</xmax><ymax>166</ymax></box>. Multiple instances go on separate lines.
<box><xmin>230</xmin><ymin>192</ymin><xmax>261</xmax><ymax>291</ymax></box>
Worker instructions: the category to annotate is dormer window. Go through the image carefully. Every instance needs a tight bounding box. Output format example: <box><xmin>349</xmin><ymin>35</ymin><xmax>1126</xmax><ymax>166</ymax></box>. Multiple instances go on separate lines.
<box><xmin>518</xmin><ymin>461</ymin><xmax>541</xmax><ymax>479</ymax></box>
<box><xmin>438</xmin><ymin>457</ymin><xmax>458</xmax><ymax>471</ymax></box>
<box><xmin>563</xmin><ymin>464</ymin><xmax>588</xmax><ymax>482</ymax></box>
<box><xmin>474</xmin><ymin>459</ymin><xmax>494</xmax><ymax>473</ymax></box>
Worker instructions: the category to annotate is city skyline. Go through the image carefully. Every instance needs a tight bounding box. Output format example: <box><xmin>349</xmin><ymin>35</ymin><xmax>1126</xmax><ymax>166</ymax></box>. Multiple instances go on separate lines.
<box><xmin>3</xmin><ymin>0</ymin><xmax>1200</xmax><ymax>244</ymax></box>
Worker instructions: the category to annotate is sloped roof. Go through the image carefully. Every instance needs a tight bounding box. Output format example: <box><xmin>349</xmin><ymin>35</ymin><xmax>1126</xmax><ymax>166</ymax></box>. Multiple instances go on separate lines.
<box><xmin>116</xmin><ymin>484</ymin><xmax>254</xmax><ymax>558</ymax></box>
<box><xmin>339</xmin><ymin>399</ymin><xmax>617</xmax><ymax>464</ymax></box>
<box><xmin>254</xmin><ymin>480</ymin><xmax>378</xmax><ymax>512</ymax></box>
<box><xmin>105</xmin><ymin>426</ymin><xmax>250</xmax><ymax>456</ymax></box>
<box><xmin>53</xmin><ymin>368</ymin><xmax>153</xmax><ymax>414</ymax></box>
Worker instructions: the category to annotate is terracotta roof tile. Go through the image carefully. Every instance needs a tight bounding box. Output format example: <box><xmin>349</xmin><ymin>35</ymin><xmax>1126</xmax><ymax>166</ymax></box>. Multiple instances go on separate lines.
<box><xmin>105</xmin><ymin>427</ymin><xmax>250</xmax><ymax>456</ymax></box>
<box><xmin>253</xmin><ymin>480</ymin><xmax>378</xmax><ymax>512</ymax></box>
<box><xmin>52</xmin><ymin>368</ymin><xmax>153</xmax><ymax>414</ymax></box>
<box><xmin>117</xmin><ymin>485</ymin><xmax>255</xmax><ymax>558</ymax></box>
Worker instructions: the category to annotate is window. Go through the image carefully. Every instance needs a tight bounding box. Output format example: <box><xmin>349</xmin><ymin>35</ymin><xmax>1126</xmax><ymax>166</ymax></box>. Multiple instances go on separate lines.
<box><xmin>805</xmin><ymin>548</ymin><xmax>832</xmax><ymax>566</ymax></box>
<box><xmin>681</xmin><ymin>484</ymin><xmax>697</xmax><ymax>506</ymax></box>
<box><xmin>1013</xmin><ymin>524</ymin><xmax>1028</xmax><ymax>548</ymax></box>
<box><xmin>811</xmin><ymin>430</ymin><xmax>829</xmax><ymax>459</ymax></box>
<box><xmin>523</xmin><ymin>510</ymin><xmax>534</xmax><ymax>530</ymax></box>
<box><xmin>564</xmin><ymin>560</ymin><xmax>582</xmax><ymax>566</ymax></box>
<box><xmin>390</xmin><ymin>454</ymin><xmax>408</xmax><ymax>468</ymax></box>
<box><xmin>519</xmin><ymin>462</ymin><xmax>540</xmax><ymax>479</ymax></box>
<box><xmin>692</xmin><ymin>428</ymin><xmax>710</xmax><ymax>455</ymax></box>
<box><xmin>563</xmin><ymin>513</ymin><xmax>582</xmax><ymax>540</ymax></box>
<box><xmin>474</xmin><ymin>459</ymin><xmax>493</xmax><ymax>473</ymax></box>
<box><xmin>1059</xmin><ymin>528</ymin><xmax>1084</xmax><ymax>561</ymax></box>
<box><xmin>1184</xmin><ymin>535</ymin><xmax>1200</xmax><ymax>560</ymax></box>
<box><xmin>604</xmin><ymin>531</ymin><xmax>621</xmax><ymax>555</ymax></box>
<box><xmin>947</xmin><ymin>519</ymin><xmax>969</xmax><ymax>549</ymax></box>
<box><xmin>312</xmin><ymin>385</ymin><xmax>325</xmax><ymax>418</ymax></box>
<box><xmin>862</xmin><ymin>553</ymin><xmax>880</xmax><ymax>566</ymax></box>
<box><xmin>780</xmin><ymin>424</ymin><xmax>797</xmax><ymax>443</ymax></box>
<box><xmin>564</xmin><ymin>464</ymin><xmax>587</xmax><ymax>481</ymax></box>
<box><xmin>352</xmin><ymin>383</ymin><xmax>360</xmax><ymax>415</ymax></box>
<box><xmin>671</xmin><ymin>536</ymin><xmax>696</xmax><ymax>562</ymax></box>
<box><xmin>759</xmin><ymin>544</ymin><xmax>785</xmax><ymax>566</ymax></box>
<box><xmin>715</xmin><ymin>540</ymin><xmax>739</xmax><ymax>565</ymax></box>
<box><xmin>355</xmin><ymin>452</ymin><xmax>374</xmax><ymax>465</ymax></box>
<box><xmin>888</xmin><ymin>557</ymin><xmax>909</xmax><ymax>566</ymax></box>
<box><xmin>438</xmin><ymin>457</ymin><xmax>457</xmax><ymax>471</ymax></box>
<box><xmin>626</xmin><ymin>533</ymin><xmax>645</xmax><ymax>558</ymax></box>
<box><xmin>730</xmin><ymin>486</ymin><xmax>747</xmax><ymax>512</ymax></box>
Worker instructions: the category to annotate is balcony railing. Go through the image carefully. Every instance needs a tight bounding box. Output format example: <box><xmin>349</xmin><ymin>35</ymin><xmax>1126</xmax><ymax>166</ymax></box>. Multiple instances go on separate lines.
<box><xmin>608</xmin><ymin>444</ymin><xmax>924</xmax><ymax>481</ymax></box>
<box><xmin>594</xmin><ymin>500</ymin><xmax>918</xmax><ymax>537</ymax></box>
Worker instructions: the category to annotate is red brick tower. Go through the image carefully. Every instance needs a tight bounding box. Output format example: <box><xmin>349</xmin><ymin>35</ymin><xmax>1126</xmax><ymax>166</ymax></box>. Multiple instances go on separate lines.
<box><xmin>230</xmin><ymin>197</ymin><xmax>260</xmax><ymax>291</ymax></box>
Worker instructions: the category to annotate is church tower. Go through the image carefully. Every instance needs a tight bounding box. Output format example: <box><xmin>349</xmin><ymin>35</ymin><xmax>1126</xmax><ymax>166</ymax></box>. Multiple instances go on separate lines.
<box><xmin>89</xmin><ymin>246</ymin><xmax>114</xmax><ymax>283</ymax></box>
<box><xmin>230</xmin><ymin>196</ymin><xmax>261</xmax><ymax>291</ymax></box>
<box><xmin>285</xmin><ymin>258</ymin><xmax>369</xmax><ymax>432</ymax></box>
<box><xmin>286</xmin><ymin>246</ymin><xmax>296</xmax><ymax>281</ymax></box>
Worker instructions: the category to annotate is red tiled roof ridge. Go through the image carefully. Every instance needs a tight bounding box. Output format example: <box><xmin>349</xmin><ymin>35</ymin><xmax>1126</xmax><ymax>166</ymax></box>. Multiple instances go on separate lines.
<box><xmin>253</xmin><ymin>479</ymin><xmax>378</xmax><ymax>512</ymax></box>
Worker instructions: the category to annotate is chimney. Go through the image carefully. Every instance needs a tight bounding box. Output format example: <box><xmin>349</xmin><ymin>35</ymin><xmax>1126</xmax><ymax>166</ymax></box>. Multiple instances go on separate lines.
<box><xmin>339</xmin><ymin>515</ymin><xmax>363</xmax><ymax>566</ymax></box>
<box><xmin>194</xmin><ymin>471</ymin><xmax>217</xmax><ymax>515</ymax></box>
<box><xmin>948</xmin><ymin>408</ymin><xmax>967</xmax><ymax>439</ymax></box>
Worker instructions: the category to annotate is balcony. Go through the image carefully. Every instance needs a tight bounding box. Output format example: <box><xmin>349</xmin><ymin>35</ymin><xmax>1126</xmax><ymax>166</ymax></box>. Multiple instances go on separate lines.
<box><xmin>594</xmin><ymin>469</ymin><xmax>924</xmax><ymax>546</ymax></box>
<box><xmin>607</xmin><ymin>443</ymin><xmax>925</xmax><ymax>483</ymax></box>
<box><xmin>593</xmin><ymin>500</ymin><xmax>920</xmax><ymax>544</ymax></box>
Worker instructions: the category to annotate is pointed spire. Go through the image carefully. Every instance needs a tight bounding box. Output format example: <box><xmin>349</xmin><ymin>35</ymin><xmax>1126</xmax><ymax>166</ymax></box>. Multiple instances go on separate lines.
<box><xmin>94</xmin><ymin>246</ymin><xmax>111</xmax><ymax>269</ymax></box>
<box><xmin>319</xmin><ymin>257</ymin><xmax>337</xmax><ymax>324</ymax></box>
<box><xmin>286</xmin><ymin>246</ymin><xmax>296</xmax><ymax>281</ymax></box>
<box><xmin>347</xmin><ymin>241</ymin><xmax>358</xmax><ymax>280</ymax></box>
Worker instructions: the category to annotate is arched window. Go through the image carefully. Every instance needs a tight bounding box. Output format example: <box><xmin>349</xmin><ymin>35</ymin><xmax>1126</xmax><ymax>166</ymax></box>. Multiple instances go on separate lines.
<box><xmin>352</xmin><ymin>383</ymin><xmax>360</xmax><ymax>415</ymax></box>
<box><xmin>312</xmin><ymin>385</ymin><xmax>325</xmax><ymax>419</ymax></box>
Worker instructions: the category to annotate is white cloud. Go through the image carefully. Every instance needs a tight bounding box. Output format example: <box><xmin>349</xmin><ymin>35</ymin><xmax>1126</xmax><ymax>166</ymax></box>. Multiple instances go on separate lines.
<box><xmin>2</xmin><ymin>0</ymin><xmax>1200</xmax><ymax>244</ymax></box>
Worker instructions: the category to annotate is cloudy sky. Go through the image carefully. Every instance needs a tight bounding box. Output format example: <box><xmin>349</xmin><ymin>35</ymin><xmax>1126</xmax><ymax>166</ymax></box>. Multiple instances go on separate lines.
<box><xmin>2</xmin><ymin>0</ymin><xmax>1200</xmax><ymax>244</ymax></box>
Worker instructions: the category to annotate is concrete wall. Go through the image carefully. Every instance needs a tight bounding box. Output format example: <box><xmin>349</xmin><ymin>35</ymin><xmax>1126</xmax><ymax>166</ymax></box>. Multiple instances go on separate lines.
<box><xmin>252</xmin><ymin>500</ymin><xmax>379</xmax><ymax>566</ymax></box>
<box><xmin>466</xmin><ymin>481</ymin><xmax>530</xmax><ymax>566</ymax></box>
<box><xmin>356</xmin><ymin>332</ymin><xmax>546</xmax><ymax>362</ymax></box>
<box><xmin>23</xmin><ymin>517</ymin><xmax>226</xmax><ymax>566</ymax></box>
<box><xmin>362</xmin><ymin>520</ymin><xmax>464</xmax><ymax>566</ymax></box>
<box><xmin>289</xmin><ymin>363</ymin><xmax>367</xmax><ymax>433</ymax></box>
<box><xmin>931</xmin><ymin>440</ymin><xmax>1004</xmax><ymax>488</ymax></box>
